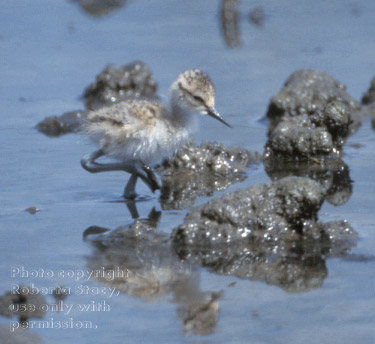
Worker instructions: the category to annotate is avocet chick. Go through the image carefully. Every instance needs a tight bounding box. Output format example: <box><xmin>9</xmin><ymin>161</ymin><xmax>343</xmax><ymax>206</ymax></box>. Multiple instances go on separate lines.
<box><xmin>81</xmin><ymin>69</ymin><xmax>231</xmax><ymax>199</ymax></box>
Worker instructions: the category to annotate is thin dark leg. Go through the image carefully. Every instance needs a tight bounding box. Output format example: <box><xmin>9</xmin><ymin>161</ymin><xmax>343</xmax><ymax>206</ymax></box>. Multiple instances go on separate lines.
<box><xmin>125</xmin><ymin>200</ymin><xmax>139</xmax><ymax>219</ymax></box>
<box><xmin>124</xmin><ymin>173</ymin><xmax>138</xmax><ymax>199</ymax></box>
<box><xmin>142</xmin><ymin>165</ymin><xmax>161</xmax><ymax>191</ymax></box>
<box><xmin>81</xmin><ymin>149</ymin><xmax>134</xmax><ymax>174</ymax></box>
<box><xmin>81</xmin><ymin>149</ymin><xmax>161</xmax><ymax>197</ymax></box>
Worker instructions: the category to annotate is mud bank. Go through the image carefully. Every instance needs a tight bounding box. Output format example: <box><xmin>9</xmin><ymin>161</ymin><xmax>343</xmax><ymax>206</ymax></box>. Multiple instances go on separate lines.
<box><xmin>171</xmin><ymin>176</ymin><xmax>357</xmax><ymax>292</ymax></box>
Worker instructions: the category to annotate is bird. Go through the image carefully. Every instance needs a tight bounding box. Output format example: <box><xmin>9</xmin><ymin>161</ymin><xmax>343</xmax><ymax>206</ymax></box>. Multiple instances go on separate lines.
<box><xmin>81</xmin><ymin>69</ymin><xmax>231</xmax><ymax>199</ymax></box>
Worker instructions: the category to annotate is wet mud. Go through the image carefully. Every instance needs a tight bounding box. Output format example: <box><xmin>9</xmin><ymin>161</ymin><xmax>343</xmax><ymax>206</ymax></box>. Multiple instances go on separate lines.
<box><xmin>31</xmin><ymin>57</ymin><xmax>374</xmax><ymax>339</ymax></box>
<box><xmin>83</xmin><ymin>61</ymin><xmax>158</xmax><ymax>111</ymax></box>
<box><xmin>36</xmin><ymin>110</ymin><xmax>87</xmax><ymax>137</ymax></box>
<box><xmin>262</xmin><ymin>70</ymin><xmax>375</xmax><ymax>208</ymax></box>
<box><xmin>158</xmin><ymin>141</ymin><xmax>261</xmax><ymax>209</ymax></box>
<box><xmin>265</xmin><ymin>70</ymin><xmax>361</xmax><ymax>160</ymax></box>
<box><xmin>171</xmin><ymin>176</ymin><xmax>357</xmax><ymax>292</ymax></box>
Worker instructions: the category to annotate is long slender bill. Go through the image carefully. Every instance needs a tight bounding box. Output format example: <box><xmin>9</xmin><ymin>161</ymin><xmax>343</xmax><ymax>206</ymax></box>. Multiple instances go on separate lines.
<box><xmin>206</xmin><ymin>107</ymin><xmax>232</xmax><ymax>128</ymax></box>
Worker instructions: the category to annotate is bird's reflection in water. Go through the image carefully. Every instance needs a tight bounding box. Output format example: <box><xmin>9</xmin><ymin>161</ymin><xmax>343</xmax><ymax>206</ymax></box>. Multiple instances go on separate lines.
<box><xmin>83</xmin><ymin>209</ymin><xmax>220</xmax><ymax>335</ymax></box>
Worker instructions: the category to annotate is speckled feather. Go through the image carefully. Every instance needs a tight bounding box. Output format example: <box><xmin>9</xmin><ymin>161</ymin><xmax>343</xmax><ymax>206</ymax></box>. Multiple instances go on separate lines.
<box><xmin>84</xmin><ymin>69</ymin><xmax>226</xmax><ymax>167</ymax></box>
<box><xmin>85</xmin><ymin>99</ymin><xmax>192</xmax><ymax>166</ymax></box>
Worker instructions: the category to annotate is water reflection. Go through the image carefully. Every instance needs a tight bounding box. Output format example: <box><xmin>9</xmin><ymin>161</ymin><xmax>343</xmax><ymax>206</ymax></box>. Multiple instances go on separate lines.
<box><xmin>220</xmin><ymin>0</ymin><xmax>240</xmax><ymax>48</ymax></box>
<box><xmin>220</xmin><ymin>0</ymin><xmax>267</xmax><ymax>48</ymax></box>
<box><xmin>70</xmin><ymin>0</ymin><xmax>266</xmax><ymax>49</ymax></box>
<box><xmin>83</xmin><ymin>215</ymin><xmax>220</xmax><ymax>335</ymax></box>
<box><xmin>248</xmin><ymin>6</ymin><xmax>265</xmax><ymax>27</ymax></box>
<box><xmin>70</xmin><ymin>0</ymin><xmax>126</xmax><ymax>16</ymax></box>
<box><xmin>264</xmin><ymin>156</ymin><xmax>353</xmax><ymax>206</ymax></box>
<box><xmin>173</xmin><ymin>219</ymin><xmax>357</xmax><ymax>293</ymax></box>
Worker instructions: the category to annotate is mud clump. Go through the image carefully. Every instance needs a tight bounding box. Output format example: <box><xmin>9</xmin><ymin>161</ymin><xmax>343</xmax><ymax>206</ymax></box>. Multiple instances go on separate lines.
<box><xmin>158</xmin><ymin>141</ymin><xmax>261</xmax><ymax>209</ymax></box>
<box><xmin>36</xmin><ymin>110</ymin><xmax>87</xmax><ymax>137</ymax></box>
<box><xmin>171</xmin><ymin>176</ymin><xmax>357</xmax><ymax>292</ymax></box>
<box><xmin>266</xmin><ymin>69</ymin><xmax>360</xmax><ymax>131</ymax></box>
<box><xmin>172</xmin><ymin>176</ymin><xmax>325</xmax><ymax>246</ymax></box>
<box><xmin>265</xmin><ymin>114</ymin><xmax>334</xmax><ymax>157</ymax></box>
<box><xmin>83</xmin><ymin>60</ymin><xmax>158</xmax><ymax>110</ymax></box>
<box><xmin>265</xmin><ymin>70</ymin><xmax>360</xmax><ymax>159</ymax></box>
<box><xmin>263</xmin><ymin>70</ymin><xmax>357</xmax><ymax>206</ymax></box>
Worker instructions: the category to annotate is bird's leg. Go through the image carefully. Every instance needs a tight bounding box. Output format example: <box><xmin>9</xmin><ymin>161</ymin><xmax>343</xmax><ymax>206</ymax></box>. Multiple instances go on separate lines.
<box><xmin>124</xmin><ymin>173</ymin><xmax>138</xmax><ymax>200</ymax></box>
<box><xmin>81</xmin><ymin>149</ymin><xmax>134</xmax><ymax>174</ymax></box>
<box><xmin>132</xmin><ymin>162</ymin><xmax>161</xmax><ymax>193</ymax></box>
<box><xmin>142</xmin><ymin>165</ymin><xmax>161</xmax><ymax>192</ymax></box>
<box><xmin>81</xmin><ymin>150</ymin><xmax>161</xmax><ymax>197</ymax></box>
<box><xmin>125</xmin><ymin>199</ymin><xmax>139</xmax><ymax>219</ymax></box>
<box><xmin>122</xmin><ymin>165</ymin><xmax>160</xmax><ymax>199</ymax></box>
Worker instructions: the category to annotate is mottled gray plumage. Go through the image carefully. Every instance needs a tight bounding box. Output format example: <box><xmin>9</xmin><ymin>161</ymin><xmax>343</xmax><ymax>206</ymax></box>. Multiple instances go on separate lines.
<box><xmin>81</xmin><ymin>69</ymin><xmax>231</xmax><ymax>199</ymax></box>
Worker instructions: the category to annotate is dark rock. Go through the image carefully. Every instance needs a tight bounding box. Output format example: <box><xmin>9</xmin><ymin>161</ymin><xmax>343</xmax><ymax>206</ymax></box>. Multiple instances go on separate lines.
<box><xmin>83</xmin><ymin>61</ymin><xmax>158</xmax><ymax>110</ymax></box>
<box><xmin>36</xmin><ymin>110</ymin><xmax>87</xmax><ymax>137</ymax></box>
<box><xmin>172</xmin><ymin>177</ymin><xmax>325</xmax><ymax>247</ymax></box>
<box><xmin>158</xmin><ymin>141</ymin><xmax>261</xmax><ymax>210</ymax></box>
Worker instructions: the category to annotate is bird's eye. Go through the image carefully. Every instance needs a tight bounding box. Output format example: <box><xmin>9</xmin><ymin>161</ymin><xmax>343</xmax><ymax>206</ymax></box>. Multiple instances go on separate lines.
<box><xmin>193</xmin><ymin>95</ymin><xmax>204</xmax><ymax>103</ymax></box>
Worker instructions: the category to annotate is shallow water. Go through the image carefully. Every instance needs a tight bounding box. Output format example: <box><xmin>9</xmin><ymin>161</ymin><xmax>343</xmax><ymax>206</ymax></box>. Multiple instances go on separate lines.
<box><xmin>1</xmin><ymin>0</ymin><xmax>375</xmax><ymax>343</ymax></box>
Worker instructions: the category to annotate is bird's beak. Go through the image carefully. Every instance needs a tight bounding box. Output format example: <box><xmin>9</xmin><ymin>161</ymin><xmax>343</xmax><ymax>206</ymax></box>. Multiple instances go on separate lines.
<box><xmin>206</xmin><ymin>107</ymin><xmax>232</xmax><ymax>128</ymax></box>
